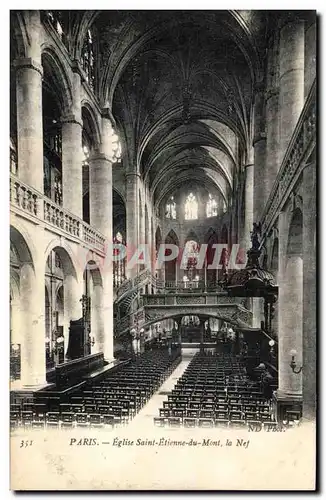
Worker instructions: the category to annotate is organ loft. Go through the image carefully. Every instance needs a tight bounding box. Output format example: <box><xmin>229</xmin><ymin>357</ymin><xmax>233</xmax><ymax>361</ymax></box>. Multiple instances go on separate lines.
<box><xmin>10</xmin><ymin>10</ymin><xmax>316</xmax><ymax>432</ymax></box>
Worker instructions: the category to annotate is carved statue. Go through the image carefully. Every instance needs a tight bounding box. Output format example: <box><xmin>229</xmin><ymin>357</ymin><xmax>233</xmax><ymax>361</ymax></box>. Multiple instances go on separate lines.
<box><xmin>250</xmin><ymin>222</ymin><xmax>261</xmax><ymax>250</ymax></box>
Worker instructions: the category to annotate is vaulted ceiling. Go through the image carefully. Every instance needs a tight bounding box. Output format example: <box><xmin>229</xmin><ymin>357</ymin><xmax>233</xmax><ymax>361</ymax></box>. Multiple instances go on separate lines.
<box><xmin>90</xmin><ymin>11</ymin><xmax>267</xmax><ymax>208</ymax></box>
<box><xmin>40</xmin><ymin>11</ymin><xmax>269</xmax><ymax>209</ymax></box>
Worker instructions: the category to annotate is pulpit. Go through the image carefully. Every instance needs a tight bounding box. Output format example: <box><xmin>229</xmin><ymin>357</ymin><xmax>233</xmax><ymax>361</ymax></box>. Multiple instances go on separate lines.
<box><xmin>66</xmin><ymin>318</ymin><xmax>90</xmax><ymax>360</ymax></box>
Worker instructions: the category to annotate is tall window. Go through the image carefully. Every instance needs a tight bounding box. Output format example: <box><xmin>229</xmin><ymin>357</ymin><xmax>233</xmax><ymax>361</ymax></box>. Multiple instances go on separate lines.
<box><xmin>46</xmin><ymin>11</ymin><xmax>65</xmax><ymax>41</ymax></box>
<box><xmin>223</xmin><ymin>200</ymin><xmax>227</xmax><ymax>213</ymax></box>
<box><xmin>82</xmin><ymin>30</ymin><xmax>95</xmax><ymax>91</ymax></box>
<box><xmin>206</xmin><ymin>193</ymin><xmax>218</xmax><ymax>217</ymax></box>
<box><xmin>165</xmin><ymin>196</ymin><xmax>176</xmax><ymax>219</ymax></box>
<box><xmin>10</xmin><ymin>138</ymin><xmax>17</xmax><ymax>175</ymax></box>
<box><xmin>82</xmin><ymin>142</ymin><xmax>90</xmax><ymax>223</ymax></box>
<box><xmin>185</xmin><ymin>192</ymin><xmax>198</xmax><ymax>220</ymax></box>
<box><xmin>113</xmin><ymin>231</ymin><xmax>126</xmax><ymax>287</ymax></box>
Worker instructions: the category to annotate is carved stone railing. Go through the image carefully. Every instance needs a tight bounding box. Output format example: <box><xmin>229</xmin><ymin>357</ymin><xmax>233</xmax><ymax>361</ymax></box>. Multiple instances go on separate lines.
<box><xmin>260</xmin><ymin>81</ymin><xmax>316</xmax><ymax>237</ymax></box>
<box><xmin>10</xmin><ymin>174</ymin><xmax>106</xmax><ymax>255</ymax></box>
<box><xmin>10</xmin><ymin>176</ymin><xmax>39</xmax><ymax>217</ymax></box>
<box><xmin>114</xmin><ymin>307</ymin><xmax>146</xmax><ymax>336</ymax></box>
<box><xmin>116</xmin><ymin>269</ymin><xmax>151</xmax><ymax>299</ymax></box>
<box><xmin>142</xmin><ymin>294</ymin><xmax>246</xmax><ymax>307</ymax></box>
<box><xmin>44</xmin><ymin>199</ymin><xmax>81</xmax><ymax>238</ymax></box>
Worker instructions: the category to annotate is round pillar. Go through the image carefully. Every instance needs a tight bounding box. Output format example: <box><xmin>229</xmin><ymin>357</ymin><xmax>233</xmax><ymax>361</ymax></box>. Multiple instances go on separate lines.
<box><xmin>89</xmin><ymin>114</ymin><xmax>115</xmax><ymax>360</ymax></box>
<box><xmin>278</xmin><ymin>255</ymin><xmax>303</xmax><ymax>396</ymax></box>
<box><xmin>304</xmin><ymin>15</ymin><xmax>316</xmax><ymax>99</ymax></box>
<box><xmin>243</xmin><ymin>161</ymin><xmax>254</xmax><ymax>251</ymax></box>
<box><xmin>20</xmin><ymin>260</ymin><xmax>46</xmax><ymax>386</ymax></box>
<box><xmin>126</xmin><ymin>173</ymin><xmax>139</xmax><ymax>279</ymax></box>
<box><xmin>15</xmin><ymin>58</ymin><xmax>43</xmax><ymax>191</ymax></box>
<box><xmin>64</xmin><ymin>274</ymin><xmax>83</xmax><ymax>356</ymax></box>
<box><xmin>302</xmin><ymin>158</ymin><xmax>316</xmax><ymax>420</ymax></box>
<box><xmin>279</xmin><ymin>16</ymin><xmax>305</xmax><ymax>159</ymax></box>
<box><xmin>253</xmin><ymin>83</ymin><xmax>267</xmax><ymax>221</ymax></box>
<box><xmin>62</xmin><ymin>115</ymin><xmax>83</xmax><ymax>218</ymax></box>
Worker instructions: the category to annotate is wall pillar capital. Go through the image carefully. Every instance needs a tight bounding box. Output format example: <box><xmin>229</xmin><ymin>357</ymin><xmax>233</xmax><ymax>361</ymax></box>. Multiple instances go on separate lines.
<box><xmin>14</xmin><ymin>57</ymin><xmax>43</xmax><ymax>77</ymax></box>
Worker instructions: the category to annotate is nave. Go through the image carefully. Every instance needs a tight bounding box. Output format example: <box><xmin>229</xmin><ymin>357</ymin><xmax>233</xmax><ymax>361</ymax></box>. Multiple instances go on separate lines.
<box><xmin>10</xmin><ymin>346</ymin><xmax>299</xmax><ymax>432</ymax></box>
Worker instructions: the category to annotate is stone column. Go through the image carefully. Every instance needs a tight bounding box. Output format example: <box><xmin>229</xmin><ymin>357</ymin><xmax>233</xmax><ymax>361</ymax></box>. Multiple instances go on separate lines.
<box><xmin>14</xmin><ymin>12</ymin><xmax>43</xmax><ymax>192</ymax></box>
<box><xmin>273</xmin><ymin>210</ymin><xmax>303</xmax><ymax>420</ymax></box>
<box><xmin>265</xmin><ymin>31</ymin><xmax>281</xmax><ymax>192</ymax></box>
<box><xmin>302</xmin><ymin>158</ymin><xmax>316</xmax><ymax>420</ymax></box>
<box><xmin>253</xmin><ymin>83</ymin><xmax>267</xmax><ymax>222</ymax></box>
<box><xmin>15</xmin><ymin>59</ymin><xmax>43</xmax><ymax>191</ymax></box>
<box><xmin>252</xmin><ymin>297</ymin><xmax>263</xmax><ymax>329</ymax></box>
<box><xmin>139</xmin><ymin>188</ymin><xmax>145</xmax><ymax>247</ymax></box>
<box><xmin>89</xmin><ymin>114</ymin><xmax>115</xmax><ymax>360</ymax></box>
<box><xmin>243</xmin><ymin>153</ymin><xmax>254</xmax><ymax>252</ymax></box>
<box><xmin>20</xmin><ymin>254</ymin><xmax>46</xmax><ymax>387</ymax></box>
<box><xmin>279</xmin><ymin>15</ymin><xmax>305</xmax><ymax>160</ymax></box>
<box><xmin>64</xmin><ymin>273</ymin><xmax>83</xmax><ymax>357</ymax></box>
<box><xmin>304</xmin><ymin>14</ymin><xmax>316</xmax><ymax>99</ymax></box>
<box><xmin>61</xmin><ymin>73</ymin><xmax>83</xmax><ymax>218</ymax></box>
<box><xmin>126</xmin><ymin>172</ymin><xmax>139</xmax><ymax>279</ymax></box>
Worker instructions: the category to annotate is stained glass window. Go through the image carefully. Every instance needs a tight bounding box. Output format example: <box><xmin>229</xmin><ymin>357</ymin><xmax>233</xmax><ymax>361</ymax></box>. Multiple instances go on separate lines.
<box><xmin>185</xmin><ymin>192</ymin><xmax>198</xmax><ymax>220</ymax></box>
<box><xmin>82</xmin><ymin>30</ymin><xmax>95</xmax><ymax>91</ymax></box>
<box><xmin>165</xmin><ymin>196</ymin><xmax>176</xmax><ymax>219</ymax></box>
<box><xmin>206</xmin><ymin>193</ymin><xmax>218</xmax><ymax>217</ymax></box>
<box><xmin>113</xmin><ymin>232</ymin><xmax>126</xmax><ymax>287</ymax></box>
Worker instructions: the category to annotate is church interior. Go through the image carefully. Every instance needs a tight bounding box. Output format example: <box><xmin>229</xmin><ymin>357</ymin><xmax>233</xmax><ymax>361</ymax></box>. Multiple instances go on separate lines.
<box><xmin>10</xmin><ymin>10</ymin><xmax>316</xmax><ymax>431</ymax></box>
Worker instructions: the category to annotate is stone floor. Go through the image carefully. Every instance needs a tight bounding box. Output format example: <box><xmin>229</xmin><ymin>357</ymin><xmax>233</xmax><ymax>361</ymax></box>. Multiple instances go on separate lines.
<box><xmin>130</xmin><ymin>351</ymin><xmax>195</xmax><ymax>428</ymax></box>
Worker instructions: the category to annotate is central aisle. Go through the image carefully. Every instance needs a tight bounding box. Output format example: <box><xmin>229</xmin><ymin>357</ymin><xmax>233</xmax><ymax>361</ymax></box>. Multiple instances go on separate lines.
<box><xmin>129</xmin><ymin>350</ymin><xmax>196</xmax><ymax>428</ymax></box>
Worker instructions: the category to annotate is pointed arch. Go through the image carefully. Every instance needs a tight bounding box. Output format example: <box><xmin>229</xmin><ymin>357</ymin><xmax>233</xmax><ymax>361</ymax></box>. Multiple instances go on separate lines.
<box><xmin>204</xmin><ymin>227</ymin><xmax>218</xmax><ymax>244</ymax></box>
<box><xmin>44</xmin><ymin>238</ymin><xmax>78</xmax><ymax>280</ymax></box>
<box><xmin>81</xmin><ymin>101</ymin><xmax>101</xmax><ymax>150</ymax></box>
<box><xmin>155</xmin><ymin>226</ymin><xmax>162</xmax><ymax>251</ymax></box>
<box><xmin>185</xmin><ymin>229</ymin><xmax>199</xmax><ymax>244</ymax></box>
<box><xmin>287</xmin><ymin>208</ymin><xmax>303</xmax><ymax>258</ymax></box>
<box><xmin>165</xmin><ymin>229</ymin><xmax>179</xmax><ymax>246</ymax></box>
<box><xmin>41</xmin><ymin>46</ymin><xmax>73</xmax><ymax>112</ymax></box>
<box><xmin>10</xmin><ymin>224</ymin><xmax>35</xmax><ymax>267</ymax></box>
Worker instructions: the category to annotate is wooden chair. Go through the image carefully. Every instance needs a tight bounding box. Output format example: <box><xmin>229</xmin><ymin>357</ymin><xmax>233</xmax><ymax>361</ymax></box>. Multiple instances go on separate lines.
<box><xmin>168</xmin><ymin>417</ymin><xmax>182</xmax><ymax>428</ymax></box>
<box><xmin>21</xmin><ymin>411</ymin><xmax>33</xmax><ymax>429</ymax></box>
<box><xmin>229</xmin><ymin>420</ymin><xmax>246</xmax><ymax>429</ymax></box>
<box><xmin>89</xmin><ymin>413</ymin><xmax>104</xmax><ymax>428</ymax></box>
<box><xmin>76</xmin><ymin>413</ymin><xmax>89</xmax><ymax>427</ymax></box>
<box><xmin>215</xmin><ymin>419</ymin><xmax>229</xmax><ymax>428</ymax></box>
<box><xmin>46</xmin><ymin>412</ymin><xmax>60</xmax><ymax>428</ymax></box>
<box><xmin>61</xmin><ymin>412</ymin><xmax>75</xmax><ymax>428</ymax></box>
<box><xmin>183</xmin><ymin>417</ymin><xmax>197</xmax><ymax>428</ymax></box>
<box><xmin>198</xmin><ymin>418</ymin><xmax>214</xmax><ymax>428</ymax></box>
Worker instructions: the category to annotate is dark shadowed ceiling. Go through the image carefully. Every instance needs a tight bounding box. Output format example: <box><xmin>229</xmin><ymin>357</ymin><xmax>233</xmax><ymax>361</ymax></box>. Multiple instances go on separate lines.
<box><xmin>47</xmin><ymin>10</ymin><xmax>269</xmax><ymax>208</ymax></box>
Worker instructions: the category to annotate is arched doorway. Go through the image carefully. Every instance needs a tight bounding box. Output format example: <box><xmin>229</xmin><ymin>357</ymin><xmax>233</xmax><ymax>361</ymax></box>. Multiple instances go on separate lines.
<box><xmin>180</xmin><ymin>315</ymin><xmax>201</xmax><ymax>343</ymax></box>
<box><xmin>10</xmin><ymin>225</ymin><xmax>46</xmax><ymax>386</ymax></box>
<box><xmin>83</xmin><ymin>260</ymin><xmax>104</xmax><ymax>355</ymax></box>
<box><xmin>44</xmin><ymin>244</ymin><xmax>81</xmax><ymax>363</ymax></box>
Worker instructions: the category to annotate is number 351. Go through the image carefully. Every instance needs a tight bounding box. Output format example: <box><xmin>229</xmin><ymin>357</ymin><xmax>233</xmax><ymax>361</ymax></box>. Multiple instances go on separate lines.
<box><xmin>20</xmin><ymin>440</ymin><xmax>33</xmax><ymax>448</ymax></box>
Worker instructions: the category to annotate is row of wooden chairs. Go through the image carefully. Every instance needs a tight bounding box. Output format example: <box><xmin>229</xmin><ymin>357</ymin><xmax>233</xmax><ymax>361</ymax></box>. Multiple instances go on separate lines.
<box><xmin>154</xmin><ymin>416</ymin><xmax>277</xmax><ymax>429</ymax></box>
<box><xmin>154</xmin><ymin>353</ymin><xmax>273</xmax><ymax>428</ymax></box>
<box><xmin>158</xmin><ymin>408</ymin><xmax>273</xmax><ymax>421</ymax></box>
<box><xmin>10</xmin><ymin>348</ymin><xmax>182</xmax><ymax>429</ymax></box>
<box><xmin>10</xmin><ymin>410</ymin><xmax>117</xmax><ymax>429</ymax></box>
